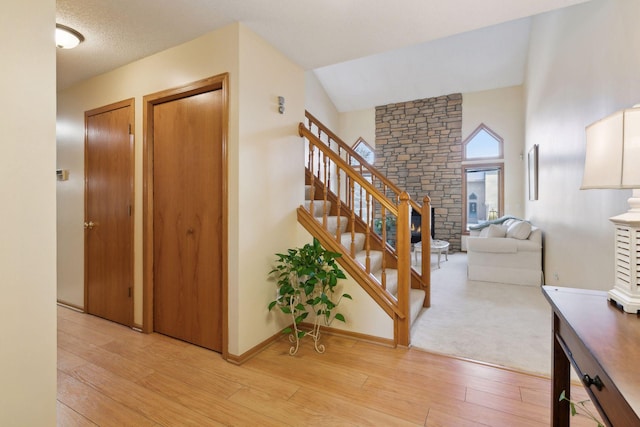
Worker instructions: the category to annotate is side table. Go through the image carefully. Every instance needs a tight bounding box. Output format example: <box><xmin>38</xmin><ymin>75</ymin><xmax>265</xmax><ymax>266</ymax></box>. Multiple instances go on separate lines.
<box><xmin>414</xmin><ymin>240</ymin><xmax>450</xmax><ymax>268</ymax></box>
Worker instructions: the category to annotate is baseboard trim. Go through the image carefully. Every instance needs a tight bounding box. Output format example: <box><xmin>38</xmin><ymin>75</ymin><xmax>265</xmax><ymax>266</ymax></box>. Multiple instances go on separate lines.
<box><xmin>225</xmin><ymin>330</ymin><xmax>284</xmax><ymax>365</ymax></box>
<box><xmin>226</xmin><ymin>324</ymin><xmax>395</xmax><ymax>365</ymax></box>
<box><xmin>307</xmin><ymin>323</ymin><xmax>396</xmax><ymax>348</ymax></box>
<box><xmin>57</xmin><ymin>300</ymin><xmax>84</xmax><ymax>312</ymax></box>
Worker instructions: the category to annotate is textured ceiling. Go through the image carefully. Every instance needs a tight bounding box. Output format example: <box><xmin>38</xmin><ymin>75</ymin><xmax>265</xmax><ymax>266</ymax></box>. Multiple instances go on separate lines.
<box><xmin>56</xmin><ymin>0</ymin><xmax>592</xmax><ymax>110</ymax></box>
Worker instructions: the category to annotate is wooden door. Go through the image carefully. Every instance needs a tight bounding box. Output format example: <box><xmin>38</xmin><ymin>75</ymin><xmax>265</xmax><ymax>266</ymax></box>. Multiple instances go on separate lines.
<box><xmin>152</xmin><ymin>89</ymin><xmax>223</xmax><ymax>352</ymax></box>
<box><xmin>85</xmin><ymin>99</ymin><xmax>134</xmax><ymax>326</ymax></box>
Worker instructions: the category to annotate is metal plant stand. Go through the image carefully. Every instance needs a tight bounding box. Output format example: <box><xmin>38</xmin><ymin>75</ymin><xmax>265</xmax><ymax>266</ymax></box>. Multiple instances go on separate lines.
<box><xmin>287</xmin><ymin>295</ymin><xmax>326</xmax><ymax>355</ymax></box>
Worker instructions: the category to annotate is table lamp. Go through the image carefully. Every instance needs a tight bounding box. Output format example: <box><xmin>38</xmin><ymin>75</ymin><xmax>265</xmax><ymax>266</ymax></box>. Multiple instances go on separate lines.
<box><xmin>581</xmin><ymin>105</ymin><xmax>640</xmax><ymax>313</ymax></box>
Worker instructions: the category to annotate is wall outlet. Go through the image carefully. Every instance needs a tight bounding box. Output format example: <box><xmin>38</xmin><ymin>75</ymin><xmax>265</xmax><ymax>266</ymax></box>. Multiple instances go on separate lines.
<box><xmin>553</xmin><ymin>273</ymin><xmax>559</xmax><ymax>281</ymax></box>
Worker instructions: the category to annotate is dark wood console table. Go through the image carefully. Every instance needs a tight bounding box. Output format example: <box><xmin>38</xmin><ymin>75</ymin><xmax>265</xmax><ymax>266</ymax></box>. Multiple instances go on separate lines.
<box><xmin>542</xmin><ymin>286</ymin><xmax>640</xmax><ymax>426</ymax></box>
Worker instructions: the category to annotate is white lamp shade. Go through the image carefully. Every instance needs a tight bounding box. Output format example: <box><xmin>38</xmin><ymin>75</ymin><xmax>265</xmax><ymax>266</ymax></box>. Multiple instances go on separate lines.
<box><xmin>582</xmin><ymin>106</ymin><xmax>640</xmax><ymax>189</ymax></box>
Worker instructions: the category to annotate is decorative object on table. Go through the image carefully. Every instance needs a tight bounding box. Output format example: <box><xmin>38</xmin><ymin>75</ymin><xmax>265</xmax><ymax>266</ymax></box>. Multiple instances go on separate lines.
<box><xmin>581</xmin><ymin>104</ymin><xmax>640</xmax><ymax>313</ymax></box>
<box><xmin>268</xmin><ymin>238</ymin><xmax>351</xmax><ymax>355</ymax></box>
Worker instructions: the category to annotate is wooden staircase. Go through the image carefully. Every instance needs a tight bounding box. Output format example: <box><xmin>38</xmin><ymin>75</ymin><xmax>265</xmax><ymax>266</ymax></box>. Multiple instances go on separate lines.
<box><xmin>297</xmin><ymin>111</ymin><xmax>432</xmax><ymax>347</ymax></box>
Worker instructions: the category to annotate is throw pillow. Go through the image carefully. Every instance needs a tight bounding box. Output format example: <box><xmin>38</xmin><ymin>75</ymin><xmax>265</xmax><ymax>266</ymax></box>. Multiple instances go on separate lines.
<box><xmin>506</xmin><ymin>220</ymin><xmax>532</xmax><ymax>240</ymax></box>
<box><xmin>485</xmin><ymin>224</ymin><xmax>507</xmax><ymax>238</ymax></box>
<box><xmin>502</xmin><ymin>218</ymin><xmax>517</xmax><ymax>228</ymax></box>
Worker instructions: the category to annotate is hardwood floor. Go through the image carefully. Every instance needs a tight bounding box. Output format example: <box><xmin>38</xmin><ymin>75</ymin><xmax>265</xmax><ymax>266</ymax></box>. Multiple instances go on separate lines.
<box><xmin>57</xmin><ymin>306</ymin><xmax>598</xmax><ymax>426</ymax></box>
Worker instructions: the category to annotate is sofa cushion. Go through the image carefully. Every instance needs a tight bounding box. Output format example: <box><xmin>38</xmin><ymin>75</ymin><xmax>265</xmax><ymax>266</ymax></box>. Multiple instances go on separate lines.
<box><xmin>502</xmin><ymin>218</ymin><xmax>518</xmax><ymax>228</ymax></box>
<box><xmin>506</xmin><ymin>220</ymin><xmax>532</xmax><ymax>240</ymax></box>
<box><xmin>485</xmin><ymin>224</ymin><xmax>507</xmax><ymax>238</ymax></box>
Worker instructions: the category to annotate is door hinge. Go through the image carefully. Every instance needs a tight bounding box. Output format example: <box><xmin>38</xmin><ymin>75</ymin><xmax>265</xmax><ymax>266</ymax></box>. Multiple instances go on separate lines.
<box><xmin>128</xmin><ymin>205</ymin><xmax>132</xmax><ymax>216</ymax></box>
<box><xmin>128</xmin><ymin>287</ymin><xmax>132</xmax><ymax>298</ymax></box>
<box><xmin>128</xmin><ymin>123</ymin><xmax>132</xmax><ymax>134</ymax></box>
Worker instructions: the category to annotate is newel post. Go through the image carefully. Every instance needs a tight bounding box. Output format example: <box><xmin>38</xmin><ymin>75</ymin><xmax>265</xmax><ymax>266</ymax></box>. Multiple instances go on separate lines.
<box><xmin>421</xmin><ymin>196</ymin><xmax>431</xmax><ymax>307</ymax></box>
<box><xmin>396</xmin><ymin>192</ymin><xmax>411</xmax><ymax>347</ymax></box>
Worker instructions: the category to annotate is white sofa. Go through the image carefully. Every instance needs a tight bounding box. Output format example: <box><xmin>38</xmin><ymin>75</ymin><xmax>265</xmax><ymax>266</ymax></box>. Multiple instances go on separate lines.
<box><xmin>466</xmin><ymin>218</ymin><xmax>543</xmax><ymax>286</ymax></box>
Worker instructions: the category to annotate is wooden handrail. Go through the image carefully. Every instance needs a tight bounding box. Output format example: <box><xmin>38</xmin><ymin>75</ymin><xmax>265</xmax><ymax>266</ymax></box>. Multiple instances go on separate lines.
<box><xmin>304</xmin><ymin>111</ymin><xmax>423</xmax><ymax>215</ymax></box>
<box><xmin>299</xmin><ymin>124</ymin><xmax>398</xmax><ymax>215</ymax></box>
<box><xmin>300</xmin><ymin>112</ymin><xmax>432</xmax><ymax>346</ymax></box>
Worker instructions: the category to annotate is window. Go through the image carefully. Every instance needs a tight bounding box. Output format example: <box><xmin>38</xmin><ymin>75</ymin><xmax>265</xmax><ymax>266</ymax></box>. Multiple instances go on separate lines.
<box><xmin>352</xmin><ymin>137</ymin><xmax>374</xmax><ymax>164</ymax></box>
<box><xmin>462</xmin><ymin>124</ymin><xmax>504</xmax><ymax>232</ymax></box>
<box><xmin>350</xmin><ymin>138</ymin><xmax>374</xmax><ymax>221</ymax></box>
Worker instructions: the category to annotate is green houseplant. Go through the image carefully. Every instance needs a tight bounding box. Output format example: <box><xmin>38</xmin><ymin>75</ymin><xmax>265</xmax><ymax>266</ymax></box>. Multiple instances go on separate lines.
<box><xmin>559</xmin><ymin>391</ymin><xmax>604</xmax><ymax>427</ymax></box>
<box><xmin>268</xmin><ymin>238</ymin><xmax>351</xmax><ymax>355</ymax></box>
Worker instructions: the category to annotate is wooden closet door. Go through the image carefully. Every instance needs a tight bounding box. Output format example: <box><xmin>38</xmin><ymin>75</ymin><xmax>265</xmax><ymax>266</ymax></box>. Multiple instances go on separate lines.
<box><xmin>152</xmin><ymin>89</ymin><xmax>223</xmax><ymax>351</ymax></box>
<box><xmin>85</xmin><ymin>100</ymin><xmax>134</xmax><ymax>327</ymax></box>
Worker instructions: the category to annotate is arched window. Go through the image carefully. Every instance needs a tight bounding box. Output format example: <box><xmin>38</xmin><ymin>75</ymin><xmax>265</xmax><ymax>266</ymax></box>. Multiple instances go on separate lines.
<box><xmin>462</xmin><ymin>124</ymin><xmax>504</xmax><ymax>232</ymax></box>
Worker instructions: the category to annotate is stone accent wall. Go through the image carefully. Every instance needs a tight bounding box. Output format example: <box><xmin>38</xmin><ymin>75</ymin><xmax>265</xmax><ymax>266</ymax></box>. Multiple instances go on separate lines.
<box><xmin>375</xmin><ymin>94</ymin><xmax>463</xmax><ymax>251</ymax></box>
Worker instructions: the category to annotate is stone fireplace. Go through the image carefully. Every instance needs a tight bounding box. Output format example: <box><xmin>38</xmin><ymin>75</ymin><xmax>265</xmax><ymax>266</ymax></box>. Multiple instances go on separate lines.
<box><xmin>375</xmin><ymin>94</ymin><xmax>462</xmax><ymax>251</ymax></box>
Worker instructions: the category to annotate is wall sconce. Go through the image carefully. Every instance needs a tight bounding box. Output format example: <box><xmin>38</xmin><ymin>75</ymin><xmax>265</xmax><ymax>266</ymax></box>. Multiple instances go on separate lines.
<box><xmin>581</xmin><ymin>104</ymin><xmax>640</xmax><ymax>312</ymax></box>
<box><xmin>278</xmin><ymin>96</ymin><xmax>285</xmax><ymax>114</ymax></box>
<box><xmin>56</xmin><ymin>24</ymin><xmax>84</xmax><ymax>49</ymax></box>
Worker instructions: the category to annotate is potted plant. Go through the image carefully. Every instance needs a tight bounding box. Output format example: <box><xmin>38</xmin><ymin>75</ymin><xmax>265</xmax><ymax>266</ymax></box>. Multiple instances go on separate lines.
<box><xmin>268</xmin><ymin>238</ymin><xmax>351</xmax><ymax>355</ymax></box>
<box><xmin>373</xmin><ymin>215</ymin><xmax>397</xmax><ymax>246</ymax></box>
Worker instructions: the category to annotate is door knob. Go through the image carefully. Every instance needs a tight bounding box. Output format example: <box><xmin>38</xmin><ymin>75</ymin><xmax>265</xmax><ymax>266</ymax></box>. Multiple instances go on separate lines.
<box><xmin>84</xmin><ymin>221</ymin><xmax>95</xmax><ymax>230</ymax></box>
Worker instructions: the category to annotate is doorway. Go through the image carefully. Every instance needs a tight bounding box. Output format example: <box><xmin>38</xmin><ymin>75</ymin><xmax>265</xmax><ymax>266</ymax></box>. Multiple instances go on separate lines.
<box><xmin>84</xmin><ymin>99</ymin><xmax>135</xmax><ymax>327</ymax></box>
<box><xmin>143</xmin><ymin>75</ymin><xmax>228</xmax><ymax>354</ymax></box>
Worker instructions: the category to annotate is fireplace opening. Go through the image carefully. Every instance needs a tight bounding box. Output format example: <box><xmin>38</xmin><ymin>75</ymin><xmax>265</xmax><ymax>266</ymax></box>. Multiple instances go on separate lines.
<box><xmin>411</xmin><ymin>207</ymin><xmax>435</xmax><ymax>244</ymax></box>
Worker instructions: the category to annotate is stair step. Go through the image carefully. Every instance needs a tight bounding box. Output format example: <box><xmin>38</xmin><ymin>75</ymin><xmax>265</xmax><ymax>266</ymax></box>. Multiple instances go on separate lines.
<box><xmin>305</xmin><ymin>185</ymin><xmax>313</xmax><ymax>200</ymax></box>
<box><xmin>410</xmin><ymin>288</ymin><xmax>426</xmax><ymax>328</ymax></box>
<box><xmin>371</xmin><ymin>269</ymin><xmax>424</xmax><ymax>327</ymax></box>
<box><xmin>315</xmin><ymin>215</ymin><xmax>349</xmax><ymax>234</ymax></box>
<box><xmin>340</xmin><ymin>232</ymin><xmax>366</xmax><ymax>253</ymax></box>
<box><xmin>304</xmin><ymin>200</ymin><xmax>331</xmax><ymax>217</ymax></box>
<box><xmin>373</xmin><ymin>268</ymin><xmax>398</xmax><ymax>297</ymax></box>
<box><xmin>355</xmin><ymin>250</ymin><xmax>383</xmax><ymax>273</ymax></box>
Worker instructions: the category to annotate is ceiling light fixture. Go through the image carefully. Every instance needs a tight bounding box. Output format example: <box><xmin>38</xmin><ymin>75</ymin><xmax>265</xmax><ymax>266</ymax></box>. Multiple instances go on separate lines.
<box><xmin>56</xmin><ymin>24</ymin><xmax>84</xmax><ymax>49</ymax></box>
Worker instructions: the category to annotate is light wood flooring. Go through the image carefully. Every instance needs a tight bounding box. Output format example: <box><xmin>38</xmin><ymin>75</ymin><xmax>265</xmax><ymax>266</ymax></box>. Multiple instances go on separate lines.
<box><xmin>57</xmin><ymin>306</ymin><xmax>598</xmax><ymax>426</ymax></box>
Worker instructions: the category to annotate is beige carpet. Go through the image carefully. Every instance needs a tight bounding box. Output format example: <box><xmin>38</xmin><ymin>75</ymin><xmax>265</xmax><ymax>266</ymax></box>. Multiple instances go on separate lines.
<box><xmin>410</xmin><ymin>252</ymin><xmax>552</xmax><ymax>377</ymax></box>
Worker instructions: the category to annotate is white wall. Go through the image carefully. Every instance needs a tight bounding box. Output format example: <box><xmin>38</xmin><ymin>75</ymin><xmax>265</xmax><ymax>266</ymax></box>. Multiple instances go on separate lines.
<box><xmin>525</xmin><ymin>0</ymin><xmax>640</xmax><ymax>289</ymax></box>
<box><xmin>462</xmin><ymin>86</ymin><xmax>526</xmax><ymax>219</ymax></box>
<box><xmin>1</xmin><ymin>1</ymin><xmax>57</xmax><ymax>424</ymax></box>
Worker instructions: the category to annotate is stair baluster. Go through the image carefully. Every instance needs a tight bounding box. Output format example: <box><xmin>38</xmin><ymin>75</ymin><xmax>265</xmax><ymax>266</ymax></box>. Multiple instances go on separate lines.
<box><xmin>298</xmin><ymin>116</ymin><xmax>429</xmax><ymax>348</ymax></box>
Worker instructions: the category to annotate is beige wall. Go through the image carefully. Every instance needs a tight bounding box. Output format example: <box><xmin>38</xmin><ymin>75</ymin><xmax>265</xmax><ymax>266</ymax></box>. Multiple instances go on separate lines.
<box><xmin>462</xmin><ymin>86</ymin><xmax>526</xmax><ymax>219</ymax></box>
<box><xmin>233</xmin><ymin>25</ymin><xmax>308</xmax><ymax>352</ymax></box>
<box><xmin>339</xmin><ymin>108</ymin><xmax>376</xmax><ymax>148</ymax></box>
<box><xmin>57</xmin><ymin>23</ymin><xmax>310</xmax><ymax>356</ymax></box>
<box><xmin>1</xmin><ymin>1</ymin><xmax>57</xmax><ymax>424</ymax></box>
<box><xmin>305</xmin><ymin>71</ymin><xmax>339</xmax><ymax>129</ymax></box>
<box><xmin>525</xmin><ymin>0</ymin><xmax>640</xmax><ymax>289</ymax></box>
<box><xmin>57</xmin><ymin>23</ymin><xmax>241</xmax><ymax>322</ymax></box>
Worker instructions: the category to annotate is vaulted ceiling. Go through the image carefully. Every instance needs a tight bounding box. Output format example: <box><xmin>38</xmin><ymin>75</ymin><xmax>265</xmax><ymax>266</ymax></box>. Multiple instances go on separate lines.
<box><xmin>56</xmin><ymin>0</ymin><xmax>592</xmax><ymax>111</ymax></box>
